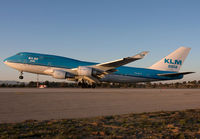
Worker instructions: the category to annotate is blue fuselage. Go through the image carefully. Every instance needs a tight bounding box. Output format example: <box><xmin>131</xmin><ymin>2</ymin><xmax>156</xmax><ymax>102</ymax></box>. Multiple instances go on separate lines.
<box><xmin>4</xmin><ymin>52</ymin><xmax>183</xmax><ymax>83</ymax></box>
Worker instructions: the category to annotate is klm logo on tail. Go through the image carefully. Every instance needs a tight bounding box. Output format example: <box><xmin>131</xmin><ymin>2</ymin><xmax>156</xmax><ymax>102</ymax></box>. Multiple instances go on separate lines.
<box><xmin>164</xmin><ymin>59</ymin><xmax>182</xmax><ymax>69</ymax></box>
<box><xmin>164</xmin><ymin>59</ymin><xmax>182</xmax><ymax>65</ymax></box>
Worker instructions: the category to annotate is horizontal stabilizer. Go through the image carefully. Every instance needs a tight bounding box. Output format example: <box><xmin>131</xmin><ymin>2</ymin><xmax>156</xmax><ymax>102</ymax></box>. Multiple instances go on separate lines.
<box><xmin>158</xmin><ymin>72</ymin><xmax>195</xmax><ymax>77</ymax></box>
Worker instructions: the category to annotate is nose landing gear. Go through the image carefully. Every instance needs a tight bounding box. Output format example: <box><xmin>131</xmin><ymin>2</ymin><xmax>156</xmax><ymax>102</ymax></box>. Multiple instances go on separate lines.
<box><xmin>19</xmin><ymin>72</ymin><xmax>24</xmax><ymax>80</ymax></box>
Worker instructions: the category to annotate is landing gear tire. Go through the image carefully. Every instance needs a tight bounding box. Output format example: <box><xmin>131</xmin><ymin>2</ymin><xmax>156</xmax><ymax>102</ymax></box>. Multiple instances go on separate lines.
<box><xmin>78</xmin><ymin>82</ymin><xmax>82</xmax><ymax>87</ymax></box>
<box><xmin>78</xmin><ymin>82</ymin><xmax>96</xmax><ymax>88</ymax></box>
<box><xmin>81</xmin><ymin>83</ymin><xmax>88</xmax><ymax>88</ymax></box>
<box><xmin>82</xmin><ymin>83</ymin><xmax>96</xmax><ymax>88</ymax></box>
<box><xmin>92</xmin><ymin>84</ymin><xmax>96</xmax><ymax>88</ymax></box>
<box><xmin>19</xmin><ymin>76</ymin><xmax>24</xmax><ymax>80</ymax></box>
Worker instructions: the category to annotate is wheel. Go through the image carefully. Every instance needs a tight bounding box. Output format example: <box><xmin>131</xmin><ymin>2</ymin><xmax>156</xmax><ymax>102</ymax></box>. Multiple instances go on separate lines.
<box><xmin>92</xmin><ymin>84</ymin><xmax>96</xmax><ymax>88</ymax></box>
<box><xmin>78</xmin><ymin>82</ymin><xmax>82</xmax><ymax>87</ymax></box>
<box><xmin>19</xmin><ymin>76</ymin><xmax>24</xmax><ymax>79</ymax></box>
<box><xmin>87</xmin><ymin>85</ymin><xmax>92</xmax><ymax>88</ymax></box>
<box><xmin>81</xmin><ymin>83</ymin><xmax>91</xmax><ymax>88</ymax></box>
<box><xmin>81</xmin><ymin>83</ymin><xmax>86</xmax><ymax>88</ymax></box>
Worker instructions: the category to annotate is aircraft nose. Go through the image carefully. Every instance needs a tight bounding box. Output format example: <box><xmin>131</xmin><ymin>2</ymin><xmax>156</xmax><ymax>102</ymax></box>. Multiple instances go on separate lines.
<box><xmin>4</xmin><ymin>54</ymin><xmax>18</xmax><ymax>64</ymax></box>
<box><xmin>3</xmin><ymin>57</ymin><xmax>11</xmax><ymax>63</ymax></box>
<box><xmin>3</xmin><ymin>58</ymin><xmax>8</xmax><ymax>63</ymax></box>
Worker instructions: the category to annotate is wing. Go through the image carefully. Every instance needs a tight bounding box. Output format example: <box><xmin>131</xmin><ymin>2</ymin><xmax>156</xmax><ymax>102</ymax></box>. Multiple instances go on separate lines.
<box><xmin>91</xmin><ymin>51</ymin><xmax>149</xmax><ymax>72</ymax></box>
<box><xmin>69</xmin><ymin>51</ymin><xmax>149</xmax><ymax>84</ymax></box>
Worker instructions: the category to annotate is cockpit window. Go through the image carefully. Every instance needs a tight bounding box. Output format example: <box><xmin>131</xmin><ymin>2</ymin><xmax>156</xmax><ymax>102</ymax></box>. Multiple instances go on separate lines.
<box><xmin>16</xmin><ymin>53</ymin><xmax>23</xmax><ymax>55</ymax></box>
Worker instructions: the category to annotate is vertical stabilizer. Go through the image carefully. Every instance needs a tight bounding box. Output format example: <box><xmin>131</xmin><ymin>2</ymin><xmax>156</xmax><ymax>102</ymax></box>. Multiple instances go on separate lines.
<box><xmin>149</xmin><ymin>47</ymin><xmax>191</xmax><ymax>72</ymax></box>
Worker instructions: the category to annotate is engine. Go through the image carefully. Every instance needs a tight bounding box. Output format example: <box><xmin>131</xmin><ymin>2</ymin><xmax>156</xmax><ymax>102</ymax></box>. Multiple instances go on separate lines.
<box><xmin>52</xmin><ymin>70</ymin><xmax>75</xmax><ymax>79</ymax></box>
<box><xmin>77</xmin><ymin>66</ymin><xmax>101</xmax><ymax>77</ymax></box>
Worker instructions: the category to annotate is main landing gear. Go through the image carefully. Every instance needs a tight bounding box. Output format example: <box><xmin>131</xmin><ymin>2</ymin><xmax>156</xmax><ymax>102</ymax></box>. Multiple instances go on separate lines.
<box><xmin>78</xmin><ymin>80</ymin><xmax>96</xmax><ymax>88</ymax></box>
<box><xmin>19</xmin><ymin>72</ymin><xmax>24</xmax><ymax>80</ymax></box>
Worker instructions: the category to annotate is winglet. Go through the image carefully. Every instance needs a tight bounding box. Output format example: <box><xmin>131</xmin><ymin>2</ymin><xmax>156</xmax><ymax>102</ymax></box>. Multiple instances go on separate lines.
<box><xmin>132</xmin><ymin>51</ymin><xmax>149</xmax><ymax>59</ymax></box>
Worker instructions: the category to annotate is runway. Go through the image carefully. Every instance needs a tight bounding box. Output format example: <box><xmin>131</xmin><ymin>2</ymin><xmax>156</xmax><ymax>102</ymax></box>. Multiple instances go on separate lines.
<box><xmin>0</xmin><ymin>88</ymin><xmax>200</xmax><ymax>123</ymax></box>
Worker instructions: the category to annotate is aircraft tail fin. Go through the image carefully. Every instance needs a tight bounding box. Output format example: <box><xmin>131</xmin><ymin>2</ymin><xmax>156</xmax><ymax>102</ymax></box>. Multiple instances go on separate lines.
<box><xmin>149</xmin><ymin>47</ymin><xmax>191</xmax><ymax>72</ymax></box>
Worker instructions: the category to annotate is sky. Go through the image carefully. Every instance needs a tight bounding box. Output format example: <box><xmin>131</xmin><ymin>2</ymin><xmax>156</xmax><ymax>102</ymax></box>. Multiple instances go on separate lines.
<box><xmin>0</xmin><ymin>0</ymin><xmax>200</xmax><ymax>82</ymax></box>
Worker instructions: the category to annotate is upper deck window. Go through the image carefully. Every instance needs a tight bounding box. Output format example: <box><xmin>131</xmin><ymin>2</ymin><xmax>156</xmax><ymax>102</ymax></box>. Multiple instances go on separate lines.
<box><xmin>16</xmin><ymin>53</ymin><xmax>23</xmax><ymax>56</ymax></box>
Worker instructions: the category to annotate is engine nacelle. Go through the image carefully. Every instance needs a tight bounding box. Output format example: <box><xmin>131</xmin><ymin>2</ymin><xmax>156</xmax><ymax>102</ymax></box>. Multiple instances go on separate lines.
<box><xmin>77</xmin><ymin>66</ymin><xmax>101</xmax><ymax>77</ymax></box>
<box><xmin>77</xmin><ymin>66</ymin><xmax>92</xmax><ymax>76</ymax></box>
<box><xmin>52</xmin><ymin>70</ymin><xmax>75</xmax><ymax>79</ymax></box>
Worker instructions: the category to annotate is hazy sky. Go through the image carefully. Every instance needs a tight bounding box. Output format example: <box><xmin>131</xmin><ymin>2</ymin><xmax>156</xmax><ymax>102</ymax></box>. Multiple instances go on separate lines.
<box><xmin>0</xmin><ymin>0</ymin><xmax>199</xmax><ymax>82</ymax></box>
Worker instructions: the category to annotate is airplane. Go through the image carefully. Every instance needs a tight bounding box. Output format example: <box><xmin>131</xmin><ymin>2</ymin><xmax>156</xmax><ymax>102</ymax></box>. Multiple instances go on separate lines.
<box><xmin>3</xmin><ymin>47</ymin><xmax>194</xmax><ymax>88</ymax></box>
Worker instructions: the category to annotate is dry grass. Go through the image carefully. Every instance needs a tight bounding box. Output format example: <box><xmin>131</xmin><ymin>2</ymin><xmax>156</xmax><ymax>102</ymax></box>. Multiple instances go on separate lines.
<box><xmin>1</xmin><ymin>109</ymin><xmax>200</xmax><ymax>138</ymax></box>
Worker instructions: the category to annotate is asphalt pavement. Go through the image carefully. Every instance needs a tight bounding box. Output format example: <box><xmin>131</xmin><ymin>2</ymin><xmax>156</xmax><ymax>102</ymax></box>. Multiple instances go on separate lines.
<box><xmin>0</xmin><ymin>88</ymin><xmax>200</xmax><ymax>123</ymax></box>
